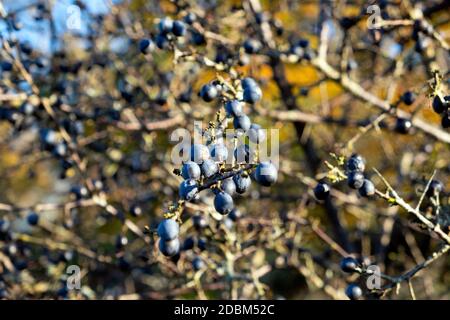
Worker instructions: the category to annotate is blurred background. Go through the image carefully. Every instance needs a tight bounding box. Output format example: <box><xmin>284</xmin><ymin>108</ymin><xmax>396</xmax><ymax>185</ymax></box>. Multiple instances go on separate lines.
<box><xmin>0</xmin><ymin>0</ymin><xmax>449</xmax><ymax>299</ymax></box>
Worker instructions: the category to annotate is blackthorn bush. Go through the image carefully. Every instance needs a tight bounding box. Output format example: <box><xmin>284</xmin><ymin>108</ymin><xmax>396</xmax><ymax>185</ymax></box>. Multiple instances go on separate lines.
<box><xmin>0</xmin><ymin>0</ymin><xmax>448</xmax><ymax>301</ymax></box>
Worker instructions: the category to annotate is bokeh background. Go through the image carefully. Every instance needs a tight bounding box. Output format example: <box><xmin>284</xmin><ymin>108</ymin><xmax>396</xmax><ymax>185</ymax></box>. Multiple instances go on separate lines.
<box><xmin>0</xmin><ymin>0</ymin><xmax>449</xmax><ymax>299</ymax></box>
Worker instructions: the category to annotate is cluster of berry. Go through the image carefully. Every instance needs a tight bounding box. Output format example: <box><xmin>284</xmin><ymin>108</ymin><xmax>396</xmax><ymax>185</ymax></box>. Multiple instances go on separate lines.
<box><xmin>139</xmin><ymin>13</ymin><xmax>204</xmax><ymax>54</ymax></box>
<box><xmin>432</xmin><ymin>95</ymin><xmax>450</xmax><ymax>129</ymax></box>
<box><xmin>314</xmin><ymin>154</ymin><xmax>375</xmax><ymax>201</ymax></box>
<box><xmin>157</xmin><ymin>77</ymin><xmax>278</xmax><ymax>257</ymax></box>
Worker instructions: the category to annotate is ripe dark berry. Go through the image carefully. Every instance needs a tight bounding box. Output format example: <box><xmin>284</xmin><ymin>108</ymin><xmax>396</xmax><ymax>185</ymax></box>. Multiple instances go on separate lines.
<box><xmin>201</xmin><ymin>159</ymin><xmax>218</xmax><ymax>178</ymax></box>
<box><xmin>358</xmin><ymin>179</ymin><xmax>375</xmax><ymax>197</ymax></box>
<box><xmin>155</xmin><ymin>33</ymin><xmax>169</xmax><ymax>49</ymax></box>
<box><xmin>426</xmin><ymin>180</ymin><xmax>443</xmax><ymax>198</ymax></box>
<box><xmin>401</xmin><ymin>91</ymin><xmax>416</xmax><ymax>105</ymax></box>
<box><xmin>193</xmin><ymin>215</ymin><xmax>208</xmax><ymax>230</ymax></box>
<box><xmin>158</xmin><ymin>17</ymin><xmax>173</xmax><ymax>34</ymax></box>
<box><xmin>199</xmin><ymin>84</ymin><xmax>218</xmax><ymax>102</ymax></box>
<box><xmin>224</xmin><ymin>100</ymin><xmax>244</xmax><ymax>118</ymax></box>
<box><xmin>157</xmin><ymin>219</ymin><xmax>179</xmax><ymax>241</ymax></box>
<box><xmin>172</xmin><ymin>20</ymin><xmax>186</xmax><ymax>37</ymax></box>
<box><xmin>130</xmin><ymin>204</ymin><xmax>142</xmax><ymax>217</ymax></box>
<box><xmin>340</xmin><ymin>257</ymin><xmax>359</xmax><ymax>273</ymax></box>
<box><xmin>234</xmin><ymin>144</ymin><xmax>254</xmax><ymax>163</ymax></box>
<box><xmin>192</xmin><ymin>256</ymin><xmax>204</xmax><ymax>271</ymax></box>
<box><xmin>189</xmin><ymin>144</ymin><xmax>210</xmax><ymax>163</ymax></box>
<box><xmin>313</xmin><ymin>182</ymin><xmax>330</xmax><ymax>200</ymax></box>
<box><xmin>210</xmin><ymin>143</ymin><xmax>228</xmax><ymax>162</ymax></box>
<box><xmin>229</xmin><ymin>208</ymin><xmax>242</xmax><ymax>221</ymax></box>
<box><xmin>432</xmin><ymin>95</ymin><xmax>446</xmax><ymax>114</ymax></box>
<box><xmin>184</xmin><ymin>12</ymin><xmax>196</xmax><ymax>25</ymax></box>
<box><xmin>70</xmin><ymin>185</ymin><xmax>89</xmax><ymax>200</ymax></box>
<box><xmin>347</xmin><ymin>171</ymin><xmax>364</xmax><ymax>189</ymax></box>
<box><xmin>191</xmin><ymin>31</ymin><xmax>206</xmax><ymax>45</ymax></box>
<box><xmin>181</xmin><ymin>161</ymin><xmax>201</xmax><ymax>180</ymax></box>
<box><xmin>233</xmin><ymin>174</ymin><xmax>251</xmax><ymax>194</ymax></box>
<box><xmin>183</xmin><ymin>237</ymin><xmax>195</xmax><ymax>250</ymax></box>
<box><xmin>27</xmin><ymin>212</ymin><xmax>39</xmax><ymax>226</ymax></box>
<box><xmin>243</xmin><ymin>86</ymin><xmax>262</xmax><ymax>104</ymax></box>
<box><xmin>243</xmin><ymin>38</ymin><xmax>262</xmax><ymax>54</ymax></box>
<box><xmin>395</xmin><ymin>118</ymin><xmax>412</xmax><ymax>134</ymax></box>
<box><xmin>197</xmin><ymin>238</ymin><xmax>207</xmax><ymax>251</ymax></box>
<box><xmin>214</xmin><ymin>191</ymin><xmax>234</xmax><ymax>215</ymax></box>
<box><xmin>233</xmin><ymin>115</ymin><xmax>251</xmax><ymax>131</ymax></box>
<box><xmin>241</xmin><ymin>77</ymin><xmax>257</xmax><ymax>90</ymax></box>
<box><xmin>346</xmin><ymin>154</ymin><xmax>366</xmax><ymax>172</ymax></box>
<box><xmin>441</xmin><ymin>112</ymin><xmax>450</xmax><ymax>129</ymax></box>
<box><xmin>115</xmin><ymin>235</ymin><xmax>128</xmax><ymax>249</ymax></box>
<box><xmin>248</xmin><ymin>123</ymin><xmax>266</xmax><ymax>144</ymax></box>
<box><xmin>159</xmin><ymin>238</ymin><xmax>180</xmax><ymax>257</ymax></box>
<box><xmin>179</xmin><ymin>179</ymin><xmax>198</xmax><ymax>201</ymax></box>
<box><xmin>345</xmin><ymin>284</ymin><xmax>363</xmax><ymax>300</ymax></box>
<box><xmin>255</xmin><ymin>162</ymin><xmax>278</xmax><ymax>187</ymax></box>
<box><xmin>139</xmin><ymin>39</ymin><xmax>153</xmax><ymax>54</ymax></box>
<box><xmin>221</xmin><ymin>178</ymin><xmax>236</xmax><ymax>195</ymax></box>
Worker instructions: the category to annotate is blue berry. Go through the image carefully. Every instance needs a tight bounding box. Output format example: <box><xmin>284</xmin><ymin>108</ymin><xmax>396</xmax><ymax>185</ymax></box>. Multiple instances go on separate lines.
<box><xmin>193</xmin><ymin>215</ymin><xmax>208</xmax><ymax>229</ymax></box>
<box><xmin>192</xmin><ymin>256</ymin><xmax>204</xmax><ymax>270</ymax></box>
<box><xmin>395</xmin><ymin>118</ymin><xmax>412</xmax><ymax>134</ymax></box>
<box><xmin>432</xmin><ymin>95</ymin><xmax>445</xmax><ymax>114</ymax></box>
<box><xmin>190</xmin><ymin>144</ymin><xmax>210</xmax><ymax>163</ymax></box>
<box><xmin>183</xmin><ymin>237</ymin><xmax>195</xmax><ymax>250</ymax></box>
<box><xmin>234</xmin><ymin>144</ymin><xmax>254</xmax><ymax>163</ymax></box>
<box><xmin>255</xmin><ymin>162</ymin><xmax>278</xmax><ymax>187</ymax></box>
<box><xmin>201</xmin><ymin>159</ymin><xmax>218</xmax><ymax>178</ymax></box>
<box><xmin>347</xmin><ymin>171</ymin><xmax>364</xmax><ymax>189</ymax></box>
<box><xmin>401</xmin><ymin>91</ymin><xmax>415</xmax><ymax>105</ymax></box>
<box><xmin>340</xmin><ymin>257</ymin><xmax>359</xmax><ymax>273</ymax></box>
<box><xmin>426</xmin><ymin>180</ymin><xmax>443</xmax><ymax>198</ymax></box>
<box><xmin>159</xmin><ymin>238</ymin><xmax>180</xmax><ymax>257</ymax></box>
<box><xmin>158</xmin><ymin>17</ymin><xmax>173</xmax><ymax>34</ymax></box>
<box><xmin>221</xmin><ymin>177</ymin><xmax>236</xmax><ymax>195</ymax></box>
<box><xmin>224</xmin><ymin>100</ymin><xmax>244</xmax><ymax>117</ymax></box>
<box><xmin>248</xmin><ymin>123</ymin><xmax>266</xmax><ymax>144</ymax></box>
<box><xmin>358</xmin><ymin>179</ymin><xmax>375</xmax><ymax>197</ymax></box>
<box><xmin>197</xmin><ymin>238</ymin><xmax>207</xmax><ymax>251</ymax></box>
<box><xmin>184</xmin><ymin>12</ymin><xmax>196</xmax><ymax>25</ymax></box>
<box><xmin>345</xmin><ymin>284</ymin><xmax>363</xmax><ymax>300</ymax></box>
<box><xmin>228</xmin><ymin>208</ymin><xmax>242</xmax><ymax>221</ymax></box>
<box><xmin>130</xmin><ymin>204</ymin><xmax>142</xmax><ymax>217</ymax></box>
<box><xmin>115</xmin><ymin>235</ymin><xmax>128</xmax><ymax>249</ymax></box>
<box><xmin>314</xmin><ymin>182</ymin><xmax>330</xmax><ymax>200</ymax></box>
<box><xmin>200</xmin><ymin>84</ymin><xmax>218</xmax><ymax>102</ymax></box>
<box><xmin>442</xmin><ymin>112</ymin><xmax>450</xmax><ymax>128</ymax></box>
<box><xmin>27</xmin><ymin>212</ymin><xmax>39</xmax><ymax>226</ymax></box>
<box><xmin>181</xmin><ymin>161</ymin><xmax>201</xmax><ymax>180</ymax></box>
<box><xmin>233</xmin><ymin>115</ymin><xmax>251</xmax><ymax>131</ymax></box>
<box><xmin>139</xmin><ymin>39</ymin><xmax>153</xmax><ymax>54</ymax></box>
<box><xmin>233</xmin><ymin>174</ymin><xmax>251</xmax><ymax>194</ymax></box>
<box><xmin>210</xmin><ymin>143</ymin><xmax>228</xmax><ymax>162</ymax></box>
<box><xmin>243</xmin><ymin>38</ymin><xmax>261</xmax><ymax>54</ymax></box>
<box><xmin>179</xmin><ymin>179</ymin><xmax>198</xmax><ymax>201</ymax></box>
<box><xmin>243</xmin><ymin>86</ymin><xmax>262</xmax><ymax>104</ymax></box>
<box><xmin>155</xmin><ymin>33</ymin><xmax>169</xmax><ymax>49</ymax></box>
<box><xmin>214</xmin><ymin>191</ymin><xmax>234</xmax><ymax>215</ymax></box>
<box><xmin>172</xmin><ymin>20</ymin><xmax>186</xmax><ymax>37</ymax></box>
<box><xmin>157</xmin><ymin>219</ymin><xmax>180</xmax><ymax>241</ymax></box>
<box><xmin>346</xmin><ymin>154</ymin><xmax>366</xmax><ymax>172</ymax></box>
<box><xmin>191</xmin><ymin>31</ymin><xmax>206</xmax><ymax>45</ymax></box>
<box><xmin>241</xmin><ymin>77</ymin><xmax>257</xmax><ymax>90</ymax></box>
